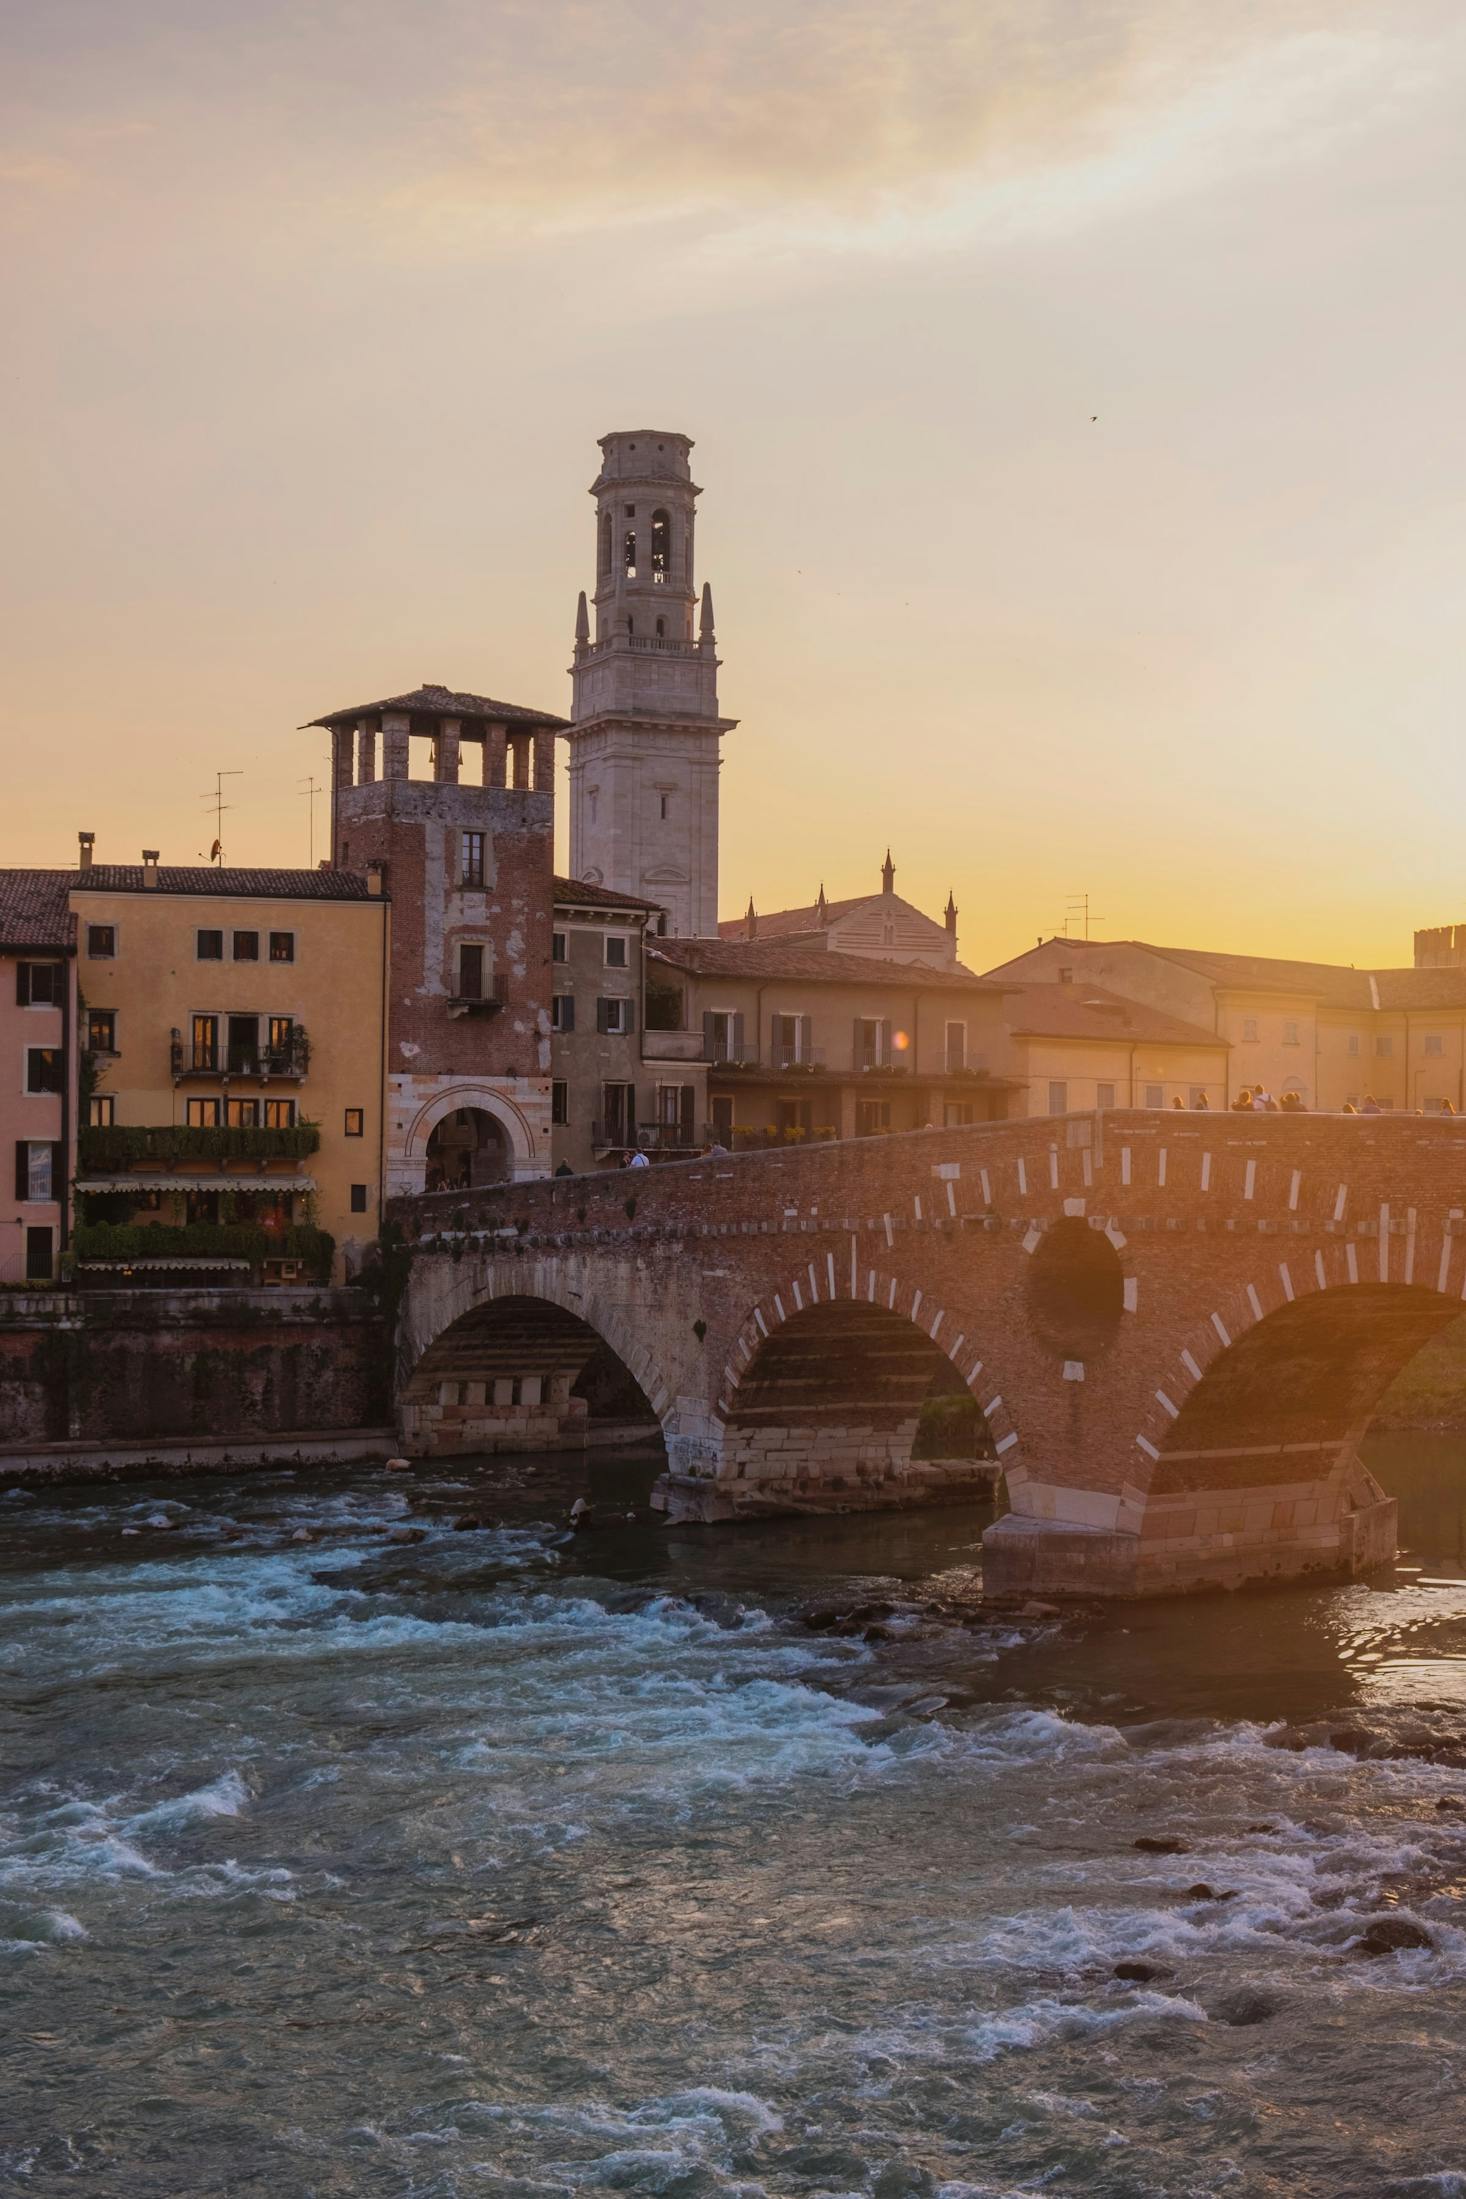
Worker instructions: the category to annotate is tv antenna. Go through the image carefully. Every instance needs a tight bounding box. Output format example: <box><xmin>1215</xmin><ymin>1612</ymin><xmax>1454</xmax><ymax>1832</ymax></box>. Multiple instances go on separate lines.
<box><xmin>299</xmin><ymin>775</ymin><xmax>323</xmax><ymax>866</ymax></box>
<box><xmin>199</xmin><ymin>771</ymin><xmax>242</xmax><ymax>864</ymax></box>
<box><xmin>1062</xmin><ymin>892</ymin><xmax>1105</xmax><ymax>941</ymax></box>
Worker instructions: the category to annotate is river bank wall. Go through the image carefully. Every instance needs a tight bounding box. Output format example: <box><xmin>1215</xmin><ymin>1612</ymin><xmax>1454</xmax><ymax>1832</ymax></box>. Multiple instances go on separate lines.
<box><xmin>0</xmin><ymin>1288</ymin><xmax>391</xmax><ymax>1482</ymax></box>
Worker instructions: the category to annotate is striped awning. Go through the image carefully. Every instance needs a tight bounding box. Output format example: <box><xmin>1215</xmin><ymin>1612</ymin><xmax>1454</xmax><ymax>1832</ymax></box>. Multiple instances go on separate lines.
<box><xmin>76</xmin><ymin>1175</ymin><xmax>315</xmax><ymax>1194</ymax></box>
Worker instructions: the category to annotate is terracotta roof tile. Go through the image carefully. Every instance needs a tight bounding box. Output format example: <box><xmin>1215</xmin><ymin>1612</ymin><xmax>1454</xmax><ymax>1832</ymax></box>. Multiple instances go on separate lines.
<box><xmin>75</xmin><ymin>866</ymin><xmax>378</xmax><ymax>901</ymax></box>
<box><xmin>305</xmin><ymin>683</ymin><xmax>567</xmax><ymax>731</ymax></box>
<box><xmin>0</xmin><ymin>870</ymin><xmax>75</xmax><ymax>951</ymax></box>
<box><xmin>650</xmin><ymin>938</ymin><xmax>1001</xmax><ymax>992</ymax></box>
<box><xmin>998</xmin><ymin>981</ymin><xmax>1229</xmax><ymax>1049</ymax></box>
<box><xmin>553</xmin><ymin>876</ymin><xmax>666</xmax><ymax>914</ymax></box>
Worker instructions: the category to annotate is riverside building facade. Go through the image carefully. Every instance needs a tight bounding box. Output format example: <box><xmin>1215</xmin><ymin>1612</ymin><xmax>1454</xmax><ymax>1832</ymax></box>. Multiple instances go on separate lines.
<box><xmin>0</xmin><ymin>870</ymin><xmax>77</xmax><ymax>1285</ymax></box>
<box><xmin>68</xmin><ymin>849</ymin><xmax>388</xmax><ymax>1283</ymax></box>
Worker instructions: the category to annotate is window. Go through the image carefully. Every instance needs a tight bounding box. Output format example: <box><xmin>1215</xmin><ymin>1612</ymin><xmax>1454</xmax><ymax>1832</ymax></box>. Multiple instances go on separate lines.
<box><xmin>458</xmin><ymin>944</ymin><xmax>484</xmax><ymax>1000</ymax></box>
<box><xmin>1377</xmin><ymin>1034</ymin><xmax>1394</xmax><ymax>1057</ymax></box>
<box><xmin>16</xmin><ymin>962</ymin><xmax>64</xmax><ymax>1006</ymax></box>
<box><xmin>25</xmin><ymin>1048</ymin><xmax>62</xmax><ymax>1094</ymax></box>
<box><xmin>350</xmin><ymin>1184</ymin><xmax>368</xmax><ymax>1214</ymax></box>
<box><xmin>599</xmin><ymin>996</ymin><xmax>633</xmax><ymax>1037</ymax></box>
<box><xmin>86</xmin><ymin>1009</ymin><xmax>116</xmax><ymax>1054</ymax></box>
<box><xmin>656</xmin><ymin>1084</ymin><xmax>695</xmax><ymax>1139</ymax></box>
<box><xmin>233</xmin><ymin>930</ymin><xmax>259</xmax><ymax>961</ymax></box>
<box><xmin>1096</xmin><ymin>1082</ymin><xmax>1116</xmax><ymax>1110</ymax></box>
<box><xmin>1145</xmin><ymin>1083</ymin><xmax>1164</xmax><ymax>1108</ymax></box>
<box><xmin>88</xmin><ymin>1094</ymin><xmax>114</xmax><ymax>1128</ymax></box>
<box><xmin>1242</xmin><ymin>1018</ymin><xmax>1258</xmax><ymax>1042</ymax></box>
<box><xmin>267</xmin><ymin>1016</ymin><xmax>294</xmax><ymax>1065</ymax></box>
<box><xmin>944</xmin><ymin>1101</ymin><xmax>975</xmax><ymax>1127</ymax></box>
<box><xmin>552</xmin><ymin>1080</ymin><xmax>568</xmax><ymax>1125</ymax></box>
<box><xmin>600</xmin><ymin>1082</ymin><xmax>635</xmax><ymax>1143</ymax></box>
<box><xmin>705</xmin><ymin>1009</ymin><xmax>742</xmax><ymax>1063</ymax></box>
<box><xmin>185</xmin><ymin>1097</ymin><xmax>221</xmax><ymax>1127</ymax></box>
<box><xmin>711</xmin><ymin>1094</ymin><xmax>734</xmax><ymax>1139</ymax></box>
<box><xmin>86</xmin><ymin>924</ymin><xmax>115</xmax><ymax>958</ymax></box>
<box><xmin>191</xmin><ymin>1013</ymin><xmax>219</xmax><ymax>1070</ymax></box>
<box><xmin>552</xmin><ymin>931</ymin><xmax>567</xmax><ymax>963</ymax></box>
<box><xmin>623</xmin><ymin>527</ymin><xmax>637</xmax><ymax>579</ymax></box>
<box><xmin>1348</xmin><ymin>1034</ymin><xmax>1361</xmax><ymax>1056</ymax></box>
<box><xmin>604</xmin><ymin>935</ymin><xmax>629</xmax><ymax>968</ymax></box>
<box><xmin>197</xmin><ymin>929</ymin><xmax>223</xmax><ymax>960</ymax></box>
<box><xmin>856</xmin><ymin>1098</ymin><xmax>892</xmax><ymax>1136</ymax></box>
<box><xmin>1426</xmin><ymin>1034</ymin><xmax>1445</xmax><ymax>1057</ymax></box>
<box><xmin>227</xmin><ymin>1014</ymin><xmax>259</xmax><ymax>1073</ymax></box>
<box><xmin>773</xmin><ymin>1012</ymin><xmax>813</xmax><ymax>1068</ymax></box>
<box><xmin>1047</xmin><ymin>1080</ymin><xmax>1069</xmax><ymax>1115</ymax></box>
<box><xmin>263</xmin><ymin>1099</ymin><xmax>296</xmax><ymax>1129</ymax></box>
<box><xmin>344</xmin><ymin>1108</ymin><xmax>364</xmax><ymax>1138</ymax></box>
<box><xmin>659</xmin><ymin>793</ymin><xmax>670</xmax><ymax>820</ymax></box>
<box><xmin>461</xmin><ymin>832</ymin><xmax>485</xmax><ymax>888</ymax></box>
<box><xmin>14</xmin><ymin>1140</ymin><xmax>59</xmax><ymax>1202</ymax></box>
<box><xmin>943</xmin><ymin>1021</ymin><xmax>967</xmax><ymax>1073</ymax></box>
<box><xmin>552</xmin><ymin>993</ymin><xmax>575</xmax><ymax>1033</ymax></box>
<box><xmin>269</xmin><ymin>931</ymin><xmax>295</xmax><ymax>963</ymax></box>
<box><xmin>226</xmin><ymin>1098</ymin><xmax>259</xmax><ymax>1127</ymax></box>
<box><xmin>25</xmin><ymin>1226</ymin><xmax>53</xmax><ymax>1282</ymax></box>
<box><xmin>650</xmin><ymin>507</ymin><xmax>670</xmax><ymax>583</ymax></box>
<box><xmin>1283</xmin><ymin>1020</ymin><xmax>1300</xmax><ymax>1046</ymax></box>
<box><xmin>855</xmin><ymin>1017</ymin><xmax>890</xmax><ymax>1070</ymax></box>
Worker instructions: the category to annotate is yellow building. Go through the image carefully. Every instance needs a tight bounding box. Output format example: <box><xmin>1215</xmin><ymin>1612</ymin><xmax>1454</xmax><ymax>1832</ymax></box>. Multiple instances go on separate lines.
<box><xmin>985</xmin><ymin>939</ymin><xmax>1466</xmax><ymax>1115</ymax></box>
<box><xmin>69</xmin><ymin>852</ymin><xmax>388</xmax><ymax>1283</ymax></box>
<box><xmin>996</xmin><ymin>981</ymin><xmax>1230</xmax><ymax>1114</ymax></box>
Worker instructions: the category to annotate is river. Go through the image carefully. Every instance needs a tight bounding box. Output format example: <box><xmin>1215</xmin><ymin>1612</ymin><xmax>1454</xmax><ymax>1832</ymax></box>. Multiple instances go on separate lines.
<box><xmin>3</xmin><ymin>1435</ymin><xmax>1465</xmax><ymax>2198</ymax></box>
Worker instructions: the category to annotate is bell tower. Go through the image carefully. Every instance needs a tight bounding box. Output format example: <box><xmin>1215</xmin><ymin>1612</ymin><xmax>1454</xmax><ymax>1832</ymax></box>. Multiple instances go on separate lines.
<box><xmin>567</xmin><ymin>430</ymin><xmax>735</xmax><ymax>937</ymax></box>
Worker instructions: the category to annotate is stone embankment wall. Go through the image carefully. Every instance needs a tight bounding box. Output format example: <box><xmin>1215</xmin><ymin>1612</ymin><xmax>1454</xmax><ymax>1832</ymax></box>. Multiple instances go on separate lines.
<box><xmin>0</xmin><ymin>1288</ymin><xmax>390</xmax><ymax>1474</ymax></box>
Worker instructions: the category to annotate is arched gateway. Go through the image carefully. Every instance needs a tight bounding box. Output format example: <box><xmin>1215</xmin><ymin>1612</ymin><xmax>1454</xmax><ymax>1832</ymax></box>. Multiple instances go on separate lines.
<box><xmin>393</xmin><ymin>1111</ymin><xmax>1466</xmax><ymax>1596</ymax></box>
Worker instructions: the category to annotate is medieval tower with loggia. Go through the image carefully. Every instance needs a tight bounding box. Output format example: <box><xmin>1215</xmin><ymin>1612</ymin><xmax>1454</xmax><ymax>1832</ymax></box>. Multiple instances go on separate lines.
<box><xmin>567</xmin><ymin>431</ymin><xmax>735</xmax><ymax>938</ymax></box>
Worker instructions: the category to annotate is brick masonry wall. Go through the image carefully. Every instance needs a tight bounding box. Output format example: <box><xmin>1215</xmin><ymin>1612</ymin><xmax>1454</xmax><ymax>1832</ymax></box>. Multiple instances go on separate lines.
<box><xmin>0</xmin><ymin>1289</ymin><xmax>389</xmax><ymax>1454</ymax></box>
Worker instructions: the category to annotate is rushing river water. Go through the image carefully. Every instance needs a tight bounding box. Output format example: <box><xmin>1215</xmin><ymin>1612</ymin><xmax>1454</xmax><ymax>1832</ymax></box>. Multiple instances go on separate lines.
<box><xmin>4</xmin><ymin>1437</ymin><xmax>1466</xmax><ymax>2199</ymax></box>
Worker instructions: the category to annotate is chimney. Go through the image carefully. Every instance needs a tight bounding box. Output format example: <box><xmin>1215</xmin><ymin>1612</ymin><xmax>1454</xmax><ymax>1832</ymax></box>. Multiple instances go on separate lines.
<box><xmin>365</xmin><ymin>859</ymin><xmax>385</xmax><ymax>897</ymax></box>
<box><xmin>78</xmin><ymin>830</ymin><xmax>95</xmax><ymax>873</ymax></box>
<box><xmin>142</xmin><ymin>850</ymin><xmax>160</xmax><ymax>889</ymax></box>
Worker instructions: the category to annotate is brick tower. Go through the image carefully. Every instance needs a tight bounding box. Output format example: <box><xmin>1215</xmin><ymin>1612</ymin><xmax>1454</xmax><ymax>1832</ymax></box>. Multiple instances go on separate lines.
<box><xmin>309</xmin><ymin>682</ymin><xmax>566</xmax><ymax>1194</ymax></box>
<box><xmin>567</xmin><ymin>431</ymin><xmax>736</xmax><ymax>938</ymax></box>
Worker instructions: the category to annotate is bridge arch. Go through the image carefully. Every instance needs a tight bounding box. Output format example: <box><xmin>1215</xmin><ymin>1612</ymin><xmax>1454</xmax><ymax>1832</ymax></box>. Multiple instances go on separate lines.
<box><xmin>1129</xmin><ymin>1246</ymin><xmax>1466</xmax><ymax>1584</ymax></box>
<box><xmin>396</xmin><ymin>1266</ymin><xmax>680</xmax><ymax>1462</ymax></box>
<box><xmin>716</xmin><ymin>1259</ymin><xmax>1023</xmax><ymax>1509</ymax></box>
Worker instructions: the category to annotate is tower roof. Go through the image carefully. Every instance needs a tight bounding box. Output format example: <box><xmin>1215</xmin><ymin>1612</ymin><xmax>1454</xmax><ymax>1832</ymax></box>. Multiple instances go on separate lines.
<box><xmin>304</xmin><ymin>683</ymin><xmax>567</xmax><ymax>732</ymax></box>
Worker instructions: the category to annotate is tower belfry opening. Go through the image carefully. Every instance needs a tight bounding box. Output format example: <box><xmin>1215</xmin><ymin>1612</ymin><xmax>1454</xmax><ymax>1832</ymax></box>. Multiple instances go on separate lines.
<box><xmin>567</xmin><ymin>430</ymin><xmax>737</xmax><ymax>939</ymax></box>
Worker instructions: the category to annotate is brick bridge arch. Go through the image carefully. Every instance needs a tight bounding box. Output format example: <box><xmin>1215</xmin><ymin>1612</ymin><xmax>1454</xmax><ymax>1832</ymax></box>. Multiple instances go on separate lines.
<box><xmin>392</xmin><ymin>1111</ymin><xmax>1466</xmax><ymax>1594</ymax></box>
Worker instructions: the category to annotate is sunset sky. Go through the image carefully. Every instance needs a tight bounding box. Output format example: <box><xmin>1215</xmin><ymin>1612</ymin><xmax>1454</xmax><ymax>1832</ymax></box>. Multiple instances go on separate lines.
<box><xmin>3</xmin><ymin>0</ymin><xmax>1464</xmax><ymax>971</ymax></box>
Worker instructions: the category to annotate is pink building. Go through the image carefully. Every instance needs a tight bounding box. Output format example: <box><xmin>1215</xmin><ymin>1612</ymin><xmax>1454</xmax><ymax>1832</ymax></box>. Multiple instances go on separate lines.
<box><xmin>1</xmin><ymin>871</ymin><xmax>77</xmax><ymax>1285</ymax></box>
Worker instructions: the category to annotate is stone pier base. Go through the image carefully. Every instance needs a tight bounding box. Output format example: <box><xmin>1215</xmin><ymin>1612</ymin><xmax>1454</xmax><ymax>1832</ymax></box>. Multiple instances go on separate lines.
<box><xmin>651</xmin><ymin>1459</ymin><xmax>999</xmax><ymax>1524</ymax></box>
<box><xmin>981</xmin><ymin>1495</ymin><xmax>1398</xmax><ymax>1599</ymax></box>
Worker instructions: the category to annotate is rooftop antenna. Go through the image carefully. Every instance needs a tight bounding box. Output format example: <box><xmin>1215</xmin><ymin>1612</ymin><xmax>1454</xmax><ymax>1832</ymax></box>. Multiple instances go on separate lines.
<box><xmin>1062</xmin><ymin>892</ymin><xmax>1106</xmax><ymax>941</ymax></box>
<box><xmin>199</xmin><ymin>770</ymin><xmax>242</xmax><ymax>865</ymax></box>
<box><xmin>299</xmin><ymin>775</ymin><xmax>323</xmax><ymax>866</ymax></box>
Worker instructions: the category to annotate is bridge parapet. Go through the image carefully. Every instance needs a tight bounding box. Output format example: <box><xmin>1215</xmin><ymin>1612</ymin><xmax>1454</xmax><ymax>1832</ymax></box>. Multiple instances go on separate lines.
<box><xmin>392</xmin><ymin>1113</ymin><xmax>1466</xmax><ymax>1595</ymax></box>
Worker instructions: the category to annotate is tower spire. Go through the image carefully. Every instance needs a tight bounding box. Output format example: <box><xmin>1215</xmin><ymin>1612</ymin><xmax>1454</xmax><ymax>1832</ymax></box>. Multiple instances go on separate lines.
<box><xmin>745</xmin><ymin>893</ymin><xmax>758</xmax><ymax>940</ymax></box>
<box><xmin>699</xmin><ymin>580</ymin><xmax>715</xmax><ymax>645</ymax></box>
<box><xmin>881</xmin><ymin>849</ymin><xmax>895</xmax><ymax>896</ymax></box>
<box><xmin>574</xmin><ymin>589</ymin><xmax>590</xmax><ymax>650</ymax></box>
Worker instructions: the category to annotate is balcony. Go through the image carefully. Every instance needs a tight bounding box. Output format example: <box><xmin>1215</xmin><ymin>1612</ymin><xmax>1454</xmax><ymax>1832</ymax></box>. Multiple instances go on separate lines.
<box><xmin>590</xmin><ymin>1120</ymin><xmax>717</xmax><ymax>1155</ymax></box>
<box><xmin>80</xmin><ymin>1122</ymin><xmax>320</xmax><ymax>1169</ymax></box>
<box><xmin>171</xmin><ymin>1027</ymin><xmax>311</xmax><ymax>1082</ymax></box>
<box><xmin>642</xmin><ymin>1029</ymin><xmax>707</xmax><ymax>1063</ymax></box>
<box><xmin>74</xmin><ymin>1220</ymin><xmax>334</xmax><ymax>1282</ymax></box>
<box><xmin>447</xmin><ymin>974</ymin><xmax>508</xmax><ymax>1019</ymax></box>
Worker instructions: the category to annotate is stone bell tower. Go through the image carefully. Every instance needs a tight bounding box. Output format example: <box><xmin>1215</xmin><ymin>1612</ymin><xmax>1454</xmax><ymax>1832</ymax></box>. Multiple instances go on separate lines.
<box><xmin>567</xmin><ymin>430</ymin><xmax>735</xmax><ymax>937</ymax></box>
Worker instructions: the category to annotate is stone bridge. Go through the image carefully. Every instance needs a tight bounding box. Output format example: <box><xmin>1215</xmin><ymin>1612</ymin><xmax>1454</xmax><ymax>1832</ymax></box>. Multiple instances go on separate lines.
<box><xmin>390</xmin><ymin>1111</ymin><xmax>1466</xmax><ymax>1595</ymax></box>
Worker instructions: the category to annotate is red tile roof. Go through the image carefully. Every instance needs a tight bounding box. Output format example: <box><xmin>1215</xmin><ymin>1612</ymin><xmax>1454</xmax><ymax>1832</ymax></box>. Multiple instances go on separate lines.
<box><xmin>553</xmin><ymin>876</ymin><xmax>666</xmax><ymax>914</ymax></box>
<box><xmin>75</xmin><ymin>866</ymin><xmax>379</xmax><ymax>900</ymax></box>
<box><xmin>997</xmin><ymin>981</ymin><xmax>1229</xmax><ymax>1049</ymax></box>
<box><xmin>0</xmin><ymin>870</ymin><xmax>75</xmax><ymax>952</ymax></box>
<box><xmin>305</xmin><ymin>683</ymin><xmax>568</xmax><ymax>731</ymax></box>
<box><xmin>1008</xmin><ymin>938</ymin><xmax>1466</xmax><ymax>1015</ymax></box>
<box><xmin>650</xmin><ymin>938</ymin><xmax>1001</xmax><ymax>992</ymax></box>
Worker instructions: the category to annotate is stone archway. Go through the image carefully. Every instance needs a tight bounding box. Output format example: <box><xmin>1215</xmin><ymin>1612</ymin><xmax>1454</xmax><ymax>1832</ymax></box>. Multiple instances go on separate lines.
<box><xmin>425</xmin><ymin>1107</ymin><xmax>511</xmax><ymax>1192</ymax></box>
<box><xmin>400</xmin><ymin>1084</ymin><xmax>538</xmax><ymax>1192</ymax></box>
